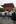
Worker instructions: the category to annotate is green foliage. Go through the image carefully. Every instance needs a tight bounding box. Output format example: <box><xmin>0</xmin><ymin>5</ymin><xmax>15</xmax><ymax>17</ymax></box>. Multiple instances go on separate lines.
<box><xmin>0</xmin><ymin>8</ymin><xmax>4</xmax><ymax>12</ymax></box>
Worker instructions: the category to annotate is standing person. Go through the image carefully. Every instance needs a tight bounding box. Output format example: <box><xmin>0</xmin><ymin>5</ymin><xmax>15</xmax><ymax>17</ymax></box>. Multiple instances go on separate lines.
<box><xmin>8</xmin><ymin>11</ymin><xmax>12</xmax><ymax>20</ymax></box>
<box><xmin>12</xmin><ymin>12</ymin><xmax>16</xmax><ymax>24</ymax></box>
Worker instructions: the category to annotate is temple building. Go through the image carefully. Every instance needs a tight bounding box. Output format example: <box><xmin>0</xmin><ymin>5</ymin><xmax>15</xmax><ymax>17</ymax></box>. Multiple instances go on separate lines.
<box><xmin>1</xmin><ymin>3</ymin><xmax>14</xmax><ymax>12</ymax></box>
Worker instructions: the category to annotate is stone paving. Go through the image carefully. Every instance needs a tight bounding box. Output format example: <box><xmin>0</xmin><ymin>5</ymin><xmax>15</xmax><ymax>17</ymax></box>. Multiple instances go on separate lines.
<box><xmin>0</xmin><ymin>17</ymin><xmax>16</xmax><ymax>24</ymax></box>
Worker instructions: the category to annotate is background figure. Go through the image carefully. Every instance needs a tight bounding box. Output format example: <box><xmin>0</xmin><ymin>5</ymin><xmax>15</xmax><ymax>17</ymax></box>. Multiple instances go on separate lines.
<box><xmin>5</xmin><ymin>13</ymin><xmax>7</xmax><ymax>16</ymax></box>
<box><xmin>2</xmin><ymin>12</ymin><xmax>5</xmax><ymax>19</ymax></box>
<box><xmin>11</xmin><ymin>12</ymin><xmax>15</xmax><ymax>20</ymax></box>
<box><xmin>0</xmin><ymin>12</ymin><xmax>2</xmax><ymax>17</ymax></box>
